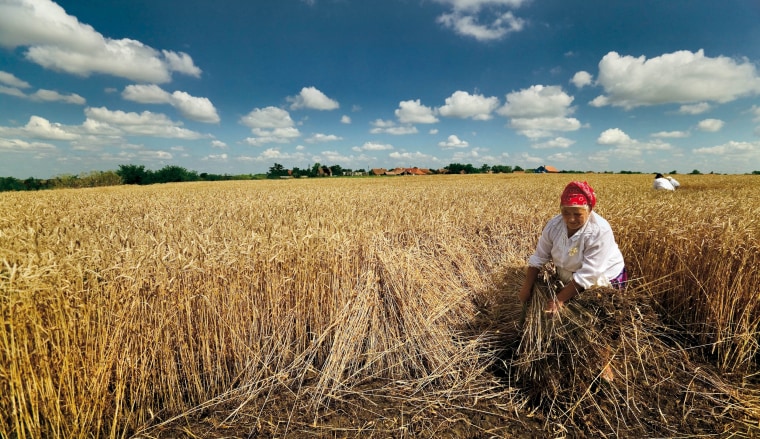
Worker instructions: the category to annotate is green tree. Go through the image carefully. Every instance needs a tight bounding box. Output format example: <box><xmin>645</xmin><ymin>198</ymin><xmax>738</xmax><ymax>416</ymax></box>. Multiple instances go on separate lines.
<box><xmin>291</xmin><ymin>167</ymin><xmax>306</xmax><ymax>178</ymax></box>
<box><xmin>491</xmin><ymin>165</ymin><xmax>513</xmax><ymax>173</ymax></box>
<box><xmin>117</xmin><ymin>164</ymin><xmax>149</xmax><ymax>184</ymax></box>
<box><xmin>152</xmin><ymin>165</ymin><xmax>198</xmax><ymax>183</ymax></box>
<box><xmin>690</xmin><ymin>169</ymin><xmax>702</xmax><ymax>175</ymax></box>
<box><xmin>309</xmin><ymin>162</ymin><xmax>321</xmax><ymax>177</ymax></box>
<box><xmin>23</xmin><ymin>177</ymin><xmax>44</xmax><ymax>191</ymax></box>
<box><xmin>309</xmin><ymin>162</ymin><xmax>333</xmax><ymax>177</ymax></box>
<box><xmin>0</xmin><ymin>176</ymin><xmax>25</xmax><ymax>192</ymax></box>
<box><xmin>329</xmin><ymin>164</ymin><xmax>343</xmax><ymax>176</ymax></box>
<box><xmin>445</xmin><ymin>163</ymin><xmax>478</xmax><ymax>174</ymax></box>
<box><xmin>267</xmin><ymin>163</ymin><xmax>289</xmax><ymax>179</ymax></box>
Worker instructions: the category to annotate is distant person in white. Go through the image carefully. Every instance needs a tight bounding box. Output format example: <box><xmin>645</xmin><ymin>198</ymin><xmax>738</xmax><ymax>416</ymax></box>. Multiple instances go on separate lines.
<box><xmin>653</xmin><ymin>173</ymin><xmax>675</xmax><ymax>191</ymax></box>
<box><xmin>666</xmin><ymin>176</ymin><xmax>680</xmax><ymax>189</ymax></box>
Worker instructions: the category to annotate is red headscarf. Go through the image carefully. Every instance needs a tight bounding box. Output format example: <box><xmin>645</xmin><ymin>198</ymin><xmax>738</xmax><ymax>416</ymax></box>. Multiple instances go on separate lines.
<box><xmin>560</xmin><ymin>181</ymin><xmax>596</xmax><ymax>210</ymax></box>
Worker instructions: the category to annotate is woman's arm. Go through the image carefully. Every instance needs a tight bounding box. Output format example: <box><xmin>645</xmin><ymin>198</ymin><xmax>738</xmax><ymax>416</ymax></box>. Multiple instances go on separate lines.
<box><xmin>518</xmin><ymin>266</ymin><xmax>540</xmax><ymax>303</ymax></box>
<box><xmin>545</xmin><ymin>279</ymin><xmax>584</xmax><ymax>313</ymax></box>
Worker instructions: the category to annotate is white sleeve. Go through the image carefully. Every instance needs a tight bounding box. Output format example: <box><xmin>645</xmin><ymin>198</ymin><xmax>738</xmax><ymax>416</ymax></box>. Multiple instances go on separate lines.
<box><xmin>572</xmin><ymin>227</ymin><xmax>616</xmax><ymax>289</ymax></box>
<box><xmin>527</xmin><ymin>218</ymin><xmax>557</xmax><ymax>268</ymax></box>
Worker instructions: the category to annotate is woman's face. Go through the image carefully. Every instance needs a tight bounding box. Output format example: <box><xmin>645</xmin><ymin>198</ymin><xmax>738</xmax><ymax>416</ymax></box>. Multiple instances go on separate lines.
<box><xmin>561</xmin><ymin>205</ymin><xmax>590</xmax><ymax>232</ymax></box>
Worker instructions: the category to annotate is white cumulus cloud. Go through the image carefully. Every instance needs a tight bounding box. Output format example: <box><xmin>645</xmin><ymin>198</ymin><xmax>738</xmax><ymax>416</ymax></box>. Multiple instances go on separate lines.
<box><xmin>395</xmin><ymin>99</ymin><xmax>439</xmax><ymax>124</ymax></box>
<box><xmin>678</xmin><ymin>102</ymin><xmax>711</xmax><ymax>115</ymax></box>
<box><xmin>169</xmin><ymin>91</ymin><xmax>219</xmax><ymax>123</ymax></box>
<box><xmin>0</xmin><ymin>115</ymin><xmax>79</xmax><ymax>140</ymax></box>
<box><xmin>122</xmin><ymin>84</ymin><xmax>171</xmax><ymax>103</ymax></box>
<box><xmin>352</xmin><ymin>141</ymin><xmax>394</xmax><ymax>151</ymax></box>
<box><xmin>306</xmin><ymin>133</ymin><xmax>342</xmax><ymax>143</ymax></box>
<box><xmin>0</xmin><ymin>138</ymin><xmax>56</xmax><ymax>152</ymax></box>
<box><xmin>651</xmin><ymin>130</ymin><xmax>690</xmax><ymax>139</ymax></box>
<box><xmin>202</xmin><ymin>153</ymin><xmax>228</xmax><ymax>161</ymax></box>
<box><xmin>437</xmin><ymin>11</ymin><xmax>525</xmax><ymax>41</ymax></box>
<box><xmin>433</xmin><ymin>0</ymin><xmax>528</xmax><ymax>11</ymax></box>
<box><xmin>389</xmin><ymin>150</ymin><xmax>433</xmax><ymax>160</ymax></box>
<box><xmin>0</xmin><ymin>70</ymin><xmax>31</xmax><ymax>88</ymax></box>
<box><xmin>29</xmin><ymin>89</ymin><xmax>85</xmax><ymax>104</ymax></box>
<box><xmin>245</xmin><ymin>127</ymin><xmax>301</xmax><ymax>146</ymax></box>
<box><xmin>571</xmin><ymin>71</ymin><xmax>593</xmax><ymax>88</ymax></box>
<box><xmin>0</xmin><ymin>85</ymin><xmax>26</xmax><ymax>98</ymax></box>
<box><xmin>693</xmin><ymin>141</ymin><xmax>760</xmax><ymax>171</ymax></box>
<box><xmin>0</xmin><ymin>71</ymin><xmax>84</xmax><ymax>104</ymax></box>
<box><xmin>597</xmin><ymin>128</ymin><xmax>633</xmax><ymax>145</ymax></box>
<box><xmin>287</xmin><ymin>86</ymin><xmax>339</xmax><ymax>110</ymax></box>
<box><xmin>498</xmin><ymin>85</ymin><xmax>581</xmax><ymax>139</ymax></box>
<box><xmin>24</xmin><ymin>115</ymin><xmax>79</xmax><ymax>140</ymax></box>
<box><xmin>532</xmin><ymin>137</ymin><xmax>575</xmax><ymax>149</ymax></box>
<box><xmin>0</xmin><ymin>0</ymin><xmax>201</xmax><ymax>83</ymax></box>
<box><xmin>84</xmin><ymin>106</ymin><xmax>206</xmax><ymax>139</ymax></box>
<box><xmin>438</xmin><ymin>134</ymin><xmax>469</xmax><ymax>148</ymax></box>
<box><xmin>498</xmin><ymin>85</ymin><xmax>575</xmax><ymax>118</ymax></box>
<box><xmin>697</xmin><ymin>118</ymin><xmax>725</xmax><ymax>132</ymax></box>
<box><xmin>369</xmin><ymin>119</ymin><xmax>418</xmax><ymax>135</ymax></box>
<box><xmin>509</xmin><ymin>117</ymin><xmax>581</xmax><ymax>139</ymax></box>
<box><xmin>694</xmin><ymin>140</ymin><xmax>760</xmax><ymax>156</ymax></box>
<box><xmin>591</xmin><ymin>50</ymin><xmax>760</xmax><ymax>109</ymax></box>
<box><xmin>241</xmin><ymin>107</ymin><xmax>295</xmax><ymax>129</ymax></box>
<box><xmin>122</xmin><ymin>85</ymin><xmax>219</xmax><ymax>123</ymax></box>
<box><xmin>596</xmin><ymin>128</ymin><xmax>673</xmax><ymax>155</ymax></box>
<box><xmin>433</xmin><ymin>1</ymin><xmax>528</xmax><ymax>41</ymax></box>
<box><xmin>438</xmin><ymin>91</ymin><xmax>499</xmax><ymax>120</ymax></box>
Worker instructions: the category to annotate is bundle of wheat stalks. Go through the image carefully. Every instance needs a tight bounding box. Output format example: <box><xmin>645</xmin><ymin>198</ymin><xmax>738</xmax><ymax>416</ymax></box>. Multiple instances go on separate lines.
<box><xmin>481</xmin><ymin>266</ymin><xmax>760</xmax><ymax>438</ymax></box>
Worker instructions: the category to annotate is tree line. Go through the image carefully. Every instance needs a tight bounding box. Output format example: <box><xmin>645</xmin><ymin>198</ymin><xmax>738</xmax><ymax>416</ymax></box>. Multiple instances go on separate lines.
<box><xmin>2</xmin><ymin>163</ymin><xmax>757</xmax><ymax>192</ymax></box>
<box><xmin>265</xmin><ymin>162</ymin><xmax>527</xmax><ymax>178</ymax></box>
<box><xmin>0</xmin><ymin>165</ymin><xmax>257</xmax><ymax>192</ymax></box>
<box><xmin>0</xmin><ymin>171</ymin><xmax>123</xmax><ymax>192</ymax></box>
<box><xmin>115</xmin><ymin>164</ymin><xmax>257</xmax><ymax>184</ymax></box>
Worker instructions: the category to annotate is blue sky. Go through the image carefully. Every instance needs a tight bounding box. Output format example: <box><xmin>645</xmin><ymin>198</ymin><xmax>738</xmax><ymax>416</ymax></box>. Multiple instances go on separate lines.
<box><xmin>1</xmin><ymin>0</ymin><xmax>760</xmax><ymax>178</ymax></box>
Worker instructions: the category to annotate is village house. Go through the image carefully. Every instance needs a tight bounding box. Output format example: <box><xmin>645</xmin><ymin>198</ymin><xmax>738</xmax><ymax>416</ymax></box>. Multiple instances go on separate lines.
<box><xmin>535</xmin><ymin>165</ymin><xmax>559</xmax><ymax>173</ymax></box>
<box><xmin>383</xmin><ymin>167</ymin><xmax>432</xmax><ymax>176</ymax></box>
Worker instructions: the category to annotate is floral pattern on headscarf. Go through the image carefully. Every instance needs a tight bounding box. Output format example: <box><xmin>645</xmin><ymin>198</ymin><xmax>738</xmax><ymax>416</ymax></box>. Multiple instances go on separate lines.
<box><xmin>560</xmin><ymin>181</ymin><xmax>596</xmax><ymax>210</ymax></box>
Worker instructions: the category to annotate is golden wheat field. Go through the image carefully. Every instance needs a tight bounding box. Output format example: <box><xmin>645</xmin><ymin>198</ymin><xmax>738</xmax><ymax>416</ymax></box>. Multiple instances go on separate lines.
<box><xmin>1</xmin><ymin>173</ymin><xmax>759</xmax><ymax>438</ymax></box>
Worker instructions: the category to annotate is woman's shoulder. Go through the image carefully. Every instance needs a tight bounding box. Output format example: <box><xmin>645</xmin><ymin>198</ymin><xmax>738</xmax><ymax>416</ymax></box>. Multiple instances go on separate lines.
<box><xmin>540</xmin><ymin>214</ymin><xmax>565</xmax><ymax>237</ymax></box>
<box><xmin>586</xmin><ymin>212</ymin><xmax>614</xmax><ymax>233</ymax></box>
<box><xmin>545</xmin><ymin>214</ymin><xmax>565</xmax><ymax>227</ymax></box>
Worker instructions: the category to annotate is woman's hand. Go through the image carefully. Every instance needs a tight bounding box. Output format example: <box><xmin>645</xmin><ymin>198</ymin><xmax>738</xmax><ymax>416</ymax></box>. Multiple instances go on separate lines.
<box><xmin>544</xmin><ymin>299</ymin><xmax>564</xmax><ymax>314</ymax></box>
<box><xmin>545</xmin><ymin>280</ymin><xmax>583</xmax><ymax>314</ymax></box>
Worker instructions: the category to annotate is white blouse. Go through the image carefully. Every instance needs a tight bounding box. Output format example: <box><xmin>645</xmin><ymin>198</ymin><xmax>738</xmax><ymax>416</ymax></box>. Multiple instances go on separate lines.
<box><xmin>527</xmin><ymin>211</ymin><xmax>625</xmax><ymax>289</ymax></box>
<box><xmin>653</xmin><ymin>177</ymin><xmax>675</xmax><ymax>191</ymax></box>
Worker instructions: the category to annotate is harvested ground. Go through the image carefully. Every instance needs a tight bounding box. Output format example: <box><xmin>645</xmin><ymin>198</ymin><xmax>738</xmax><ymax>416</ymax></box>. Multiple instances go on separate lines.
<box><xmin>136</xmin><ymin>267</ymin><xmax>760</xmax><ymax>438</ymax></box>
